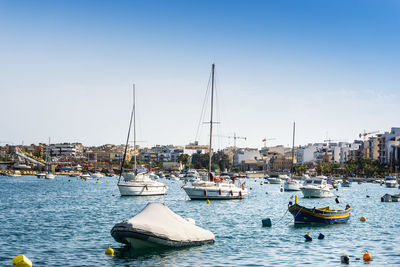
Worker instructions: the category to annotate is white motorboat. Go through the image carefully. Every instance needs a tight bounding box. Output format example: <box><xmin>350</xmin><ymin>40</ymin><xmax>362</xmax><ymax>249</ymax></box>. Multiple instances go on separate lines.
<box><xmin>385</xmin><ymin>176</ymin><xmax>398</xmax><ymax>188</ymax></box>
<box><xmin>267</xmin><ymin>174</ymin><xmax>288</xmax><ymax>184</ymax></box>
<box><xmin>81</xmin><ymin>173</ymin><xmax>91</xmax><ymax>180</ymax></box>
<box><xmin>36</xmin><ymin>172</ymin><xmax>46</xmax><ymax>179</ymax></box>
<box><xmin>7</xmin><ymin>171</ymin><xmax>21</xmax><ymax>177</ymax></box>
<box><xmin>300</xmin><ymin>176</ymin><xmax>334</xmax><ymax>198</ymax></box>
<box><xmin>183</xmin><ymin>177</ymin><xmax>248</xmax><ymax>200</ymax></box>
<box><xmin>283</xmin><ymin>179</ymin><xmax>301</xmax><ymax>191</ymax></box>
<box><xmin>111</xmin><ymin>203</ymin><xmax>214</xmax><ymax>248</ymax></box>
<box><xmin>118</xmin><ymin>174</ymin><xmax>167</xmax><ymax>196</ymax></box>
<box><xmin>183</xmin><ymin>169</ymin><xmax>200</xmax><ymax>182</ymax></box>
<box><xmin>117</xmin><ymin>85</ymin><xmax>168</xmax><ymax>196</ymax></box>
<box><xmin>91</xmin><ymin>172</ymin><xmax>104</xmax><ymax>179</ymax></box>
<box><xmin>45</xmin><ymin>173</ymin><xmax>55</xmax><ymax>179</ymax></box>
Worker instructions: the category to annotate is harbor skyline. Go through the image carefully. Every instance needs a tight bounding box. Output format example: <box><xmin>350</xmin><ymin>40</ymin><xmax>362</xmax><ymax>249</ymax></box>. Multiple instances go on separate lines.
<box><xmin>1</xmin><ymin>0</ymin><xmax>400</xmax><ymax>148</ymax></box>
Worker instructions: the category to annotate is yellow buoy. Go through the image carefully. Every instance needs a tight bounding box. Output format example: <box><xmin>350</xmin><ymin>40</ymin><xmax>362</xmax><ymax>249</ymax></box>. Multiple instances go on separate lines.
<box><xmin>96</xmin><ymin>180</ymin><xmax>100</xmax><ymax>183</ymax></box>
<box><xmin>105</xmin><ymin>246</ymin><xmax>114</xmax><ymax>256</ymax></box>
<box><xmin>360</xmin><ymin>216</ymin><xmax>366</xmax><ymax>222</ymax></box>
<box><xmin>363</xmin><ymin>250</ymin><xmax>371</xmax><ymax>261</ymax></box>
<box><xmin>106</xmin><ymin>180</ymin><xmax>109</xmax><ymax>183</ymax></box>
<box><xmin>206</xmin><ymin>199</ymin><xmax>210</xmax><ymax>204</ymax></box>
<box><xmin>12</xmin><ymin>255</ymin><xmax>32</xmax><ymax>267</ymax></box>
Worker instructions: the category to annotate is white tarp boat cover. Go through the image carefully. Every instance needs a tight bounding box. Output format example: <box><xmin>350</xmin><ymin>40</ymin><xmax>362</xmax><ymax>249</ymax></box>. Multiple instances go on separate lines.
<box><xmin>111</xmin><ymin>202</ymin><xmax>215</xmax><ymax>247</ymax></box>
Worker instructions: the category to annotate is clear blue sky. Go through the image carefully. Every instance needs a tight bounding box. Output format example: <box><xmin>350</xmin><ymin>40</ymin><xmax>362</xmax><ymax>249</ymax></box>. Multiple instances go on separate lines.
<box><xmin>1</xmin><ymin>0</ymin><xmax>399</xmax><ymax>148</ymax></box>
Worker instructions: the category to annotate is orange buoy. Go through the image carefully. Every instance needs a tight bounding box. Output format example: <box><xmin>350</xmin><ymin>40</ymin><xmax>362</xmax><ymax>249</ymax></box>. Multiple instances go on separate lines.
<box><xmin>363</xmin><ymin>250</ymin><xmax>371</xmax><ymax>261</ymax></box>
<box><xmin>360</xmin><ymin>216</ymin><xmax>366</xmax><ymax>222</ymax></box>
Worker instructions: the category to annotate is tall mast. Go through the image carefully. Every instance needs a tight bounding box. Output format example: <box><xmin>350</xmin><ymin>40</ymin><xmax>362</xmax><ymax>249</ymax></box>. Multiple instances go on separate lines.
<box><xmin>133</xmin><ymin>84</ymin><xmax>137</xmax><ymax>173</ymax></box>
<box><xmin>290</xmin><ymin>122</ymin><xmax>296</xmax><ymax>177</ymax></box>
<box><xmin>46</xmin><ymin>137</ymin><xmax>50</xmax><ymax>172</ymax></box>
<box><xmin>118</xmin><ymin>84</ymin><xmax>135</xmax><ymax>184</ymax></box>
<box><xmin>208</xmin><ymin>64</ymin><xmax>215</xmax><ymax>179</ymax></box>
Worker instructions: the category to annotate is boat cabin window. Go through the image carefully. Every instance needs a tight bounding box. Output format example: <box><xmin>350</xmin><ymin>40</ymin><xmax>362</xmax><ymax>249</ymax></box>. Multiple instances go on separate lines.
<box><xmin>314</xmin><ymin>180</ymin><xmax>322</xmax><ymax>185</ymax></box>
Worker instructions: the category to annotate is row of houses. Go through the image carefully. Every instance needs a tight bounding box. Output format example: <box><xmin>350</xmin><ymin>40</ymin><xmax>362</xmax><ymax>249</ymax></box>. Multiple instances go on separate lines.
<box><xmin>2</xmin><ymin>127</ymin><xmax>399</xmax><ymax>172</ymax></box>
<box><xmin>232</xmin><ymin>127</ymin><xmax>400</xmax><ymax>172</ymax></box>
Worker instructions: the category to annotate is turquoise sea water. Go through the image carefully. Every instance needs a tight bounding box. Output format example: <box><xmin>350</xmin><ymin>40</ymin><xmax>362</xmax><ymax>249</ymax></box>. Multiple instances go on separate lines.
<box><xmin>1</xmin><ymin>176</ymin><xmax>400</xmax><ymax>266</ymax></box>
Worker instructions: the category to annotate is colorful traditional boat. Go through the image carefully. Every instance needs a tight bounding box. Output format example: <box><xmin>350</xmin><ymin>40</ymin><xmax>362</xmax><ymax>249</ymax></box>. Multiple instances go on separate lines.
<box><xmin>288</xmin><ymin>196</ymin><xmax>351</xmax><ymax>224</ymax></box>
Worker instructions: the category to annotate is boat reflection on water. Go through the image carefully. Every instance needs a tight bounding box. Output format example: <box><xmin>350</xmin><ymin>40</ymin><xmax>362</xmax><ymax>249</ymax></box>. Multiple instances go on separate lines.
<box><xmin>114</xmin><ymin>242</ymin><xmax>213</xmax><ymax>260</ymax></box>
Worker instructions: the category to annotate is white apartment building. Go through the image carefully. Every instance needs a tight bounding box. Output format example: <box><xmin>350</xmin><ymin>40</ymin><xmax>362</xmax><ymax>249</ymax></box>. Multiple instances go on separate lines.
<box><xmin>234</xmin><ymin>148</ymin><xmax>261</xmax><ymax>166</ymax></box>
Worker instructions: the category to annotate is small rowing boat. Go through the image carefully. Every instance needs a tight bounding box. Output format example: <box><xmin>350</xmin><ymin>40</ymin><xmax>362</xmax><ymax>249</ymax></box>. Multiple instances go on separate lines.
<box><xmin>288</xmin><ymin>196</ymin><xmax>351</xmax><ymax>224</ymax></box>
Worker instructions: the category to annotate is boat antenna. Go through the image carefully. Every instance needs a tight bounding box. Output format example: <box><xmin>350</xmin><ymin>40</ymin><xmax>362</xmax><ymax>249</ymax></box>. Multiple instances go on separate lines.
<box><xmin>290</xmin><ymin>122</ymin><xmax>296</xmax><ymax>177</ymax></box>
<box><xmin>208</xmin><ymin>64</ymin><xmax>215</xmax><ymax>180</ymax></box>
<box><xmin>118</xmin><ymin>84</ymin><xmax>135</xmax><ymax>184</ymax></box>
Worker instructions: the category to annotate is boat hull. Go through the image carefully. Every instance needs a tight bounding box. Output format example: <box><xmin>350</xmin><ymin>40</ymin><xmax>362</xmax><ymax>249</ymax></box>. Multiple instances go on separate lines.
<box><xmin>45</xmin><ymin>174</ymin><xmax>55</xmax><ymax>179</ymax></box>
<box><xmin>111</xmin><ymin>228</ymin><xmax>214</xmax><ymax>249</ymax></box>
<box><xmin>386</xmin><ymin>182</ymin><xmax>398</xmax><ymax>188</ymax></box>
<box><xmin>267</xmin><ymin>178</ymin><xmax>282</xmax><ymax>184</ymax></box>
<box><xmin>284</xmin><ymin>182</ymin><xmax>301</xmax><ymax>191</ymax></box>
<box><xmin>288</xmin><ymin>204</ymin><xmax>351</xmax><ymax>224</ymax></box>
<box><xmin>91</xmin><ymin>173</ymin><xmax>104</xmax><ymax>179</ymax></box>
<box><xmin>183</xmin><ymin>186</ymin><xmax>248</xmax><ymax>200</ymax></box>
<box><xmin>301</xmin><ymin>187</ymin><xmax>333</xmax><ymax>198</ymax></box>
<box><xmin>118</xmin><ymin>184</ymin><xmax>167</xmax><ymax>196</ymax></box>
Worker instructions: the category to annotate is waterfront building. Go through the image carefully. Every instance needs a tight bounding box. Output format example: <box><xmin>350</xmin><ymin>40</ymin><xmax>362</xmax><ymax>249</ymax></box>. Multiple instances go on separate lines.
<box><xmin>234</xmin><ymin>148</ymin><xmax>260</xmax><ymax>167</ymax></box>
<box><xmin>138</xmin><ymin>145</ymin><xmax>184</xmax><ymax>163</ymax></box>
<box><xmin>184</xmin><ymin>141</ymin><xmax>210</xmax><ymax>156</ymax></box>
<box><xmin>378</xmin><ymin>127</ymin><xmax>400</xmax><ymax>166</ymax></box>
<box><xmin>43</xmin><ymin>143</ymin><xmax>84</xmax><ymax>158</ymax></box>
<box><xmin>270</xmin><ymin>154</ymin><xmax>295</xmax><ymax>171</ymax></box>
<box><xmin>86</xmin><ymin>144</ymin><xmax>134</xmax><ymax>163</ymax></box>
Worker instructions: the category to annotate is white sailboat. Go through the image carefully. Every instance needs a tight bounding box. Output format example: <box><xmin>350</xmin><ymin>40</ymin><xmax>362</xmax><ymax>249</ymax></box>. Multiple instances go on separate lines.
<box><xmin>182</xmin><ymin>64</ymin><xmax>248</xmax><ymax>200</ymax></box>
<box><xmin>45</xmin><ymin>138</ymin><xmax>55</xmax><ymax>179</ymax></box>
<box><xmin>117</xmin><ymin>85</ymin><xmax>167</xmax><ymax>196</ymax></box>
<box><xmin>284</xmin><ymin>122</ymin><xmax>301</xmax><ymax>192</ymax></box>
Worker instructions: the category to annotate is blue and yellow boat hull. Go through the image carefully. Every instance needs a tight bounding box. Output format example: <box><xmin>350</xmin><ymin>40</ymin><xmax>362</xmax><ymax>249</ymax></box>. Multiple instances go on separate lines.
<box><xmin>288</xmin><ymin>203</ymin><xmax>351</xmax><ymax>224</ymax></box>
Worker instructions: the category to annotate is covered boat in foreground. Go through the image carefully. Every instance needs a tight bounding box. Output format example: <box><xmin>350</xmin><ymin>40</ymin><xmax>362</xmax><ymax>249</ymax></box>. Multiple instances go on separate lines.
<box><xmin>111</xmin><ymin>203</ymin><xmax>215</xmax><ymax>248</ymax></box>
<box><xmin>288</xmin><ymin>196</ymin><xmax>351</xmax><ymax>224</ymax></box>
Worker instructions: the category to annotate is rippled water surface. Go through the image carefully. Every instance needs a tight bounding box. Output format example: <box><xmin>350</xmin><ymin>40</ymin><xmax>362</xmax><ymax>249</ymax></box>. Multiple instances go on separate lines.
<box><xmin>1</xmin><ymin>176</ymin><xmax>400</xmax><ymax>266</ymax></box>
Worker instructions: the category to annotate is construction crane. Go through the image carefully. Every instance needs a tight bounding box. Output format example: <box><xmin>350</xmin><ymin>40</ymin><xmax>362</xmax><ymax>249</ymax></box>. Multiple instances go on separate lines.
<box><xmin>359</xmin><ymin>130</ymin><xmax>379</xmax><ymax>141</ymax></box>
<box><xmin>216</xmin><ymin>133</ymin><xmax>246</xmax><ymax>149</ymax></box>
<box><xmin>262</xmin><ymin>138</ymin><xmax>276</xmax><ymax>147</ymax></box>
<box><xmin>323</xmin><ymin>139</ymin><xmax>346</xmax><ymax>143</ymax></box>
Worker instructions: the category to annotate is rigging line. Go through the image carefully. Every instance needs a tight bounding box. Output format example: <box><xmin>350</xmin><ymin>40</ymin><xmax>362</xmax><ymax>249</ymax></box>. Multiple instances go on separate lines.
<box><xmin>194</xmin><ymin>68</ymin><xmax>212</xmax><ymax>142</ymax></box>
<box><xmin>214</xmin><ymin>70</ymin><xmax>220</xmax><ymax>151</ymax></box>
<box><xmin>118</xmin><ymin>85</ymin><xmax>135</xmax><ymax>184</ymax></box>
<box><xmin>285</xmin><ymin>206</ymin><xmax>304</xmax><ymax>225</ymax></box>
<box><xmin>215</xmin><ymin>70</ymin><xmax>223</xmax><ymax>151</ymax></box>
<box><xmin>275</xmin><ymin>208</ymin><xmax>290</xmax><ymax>224</ymax></box>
